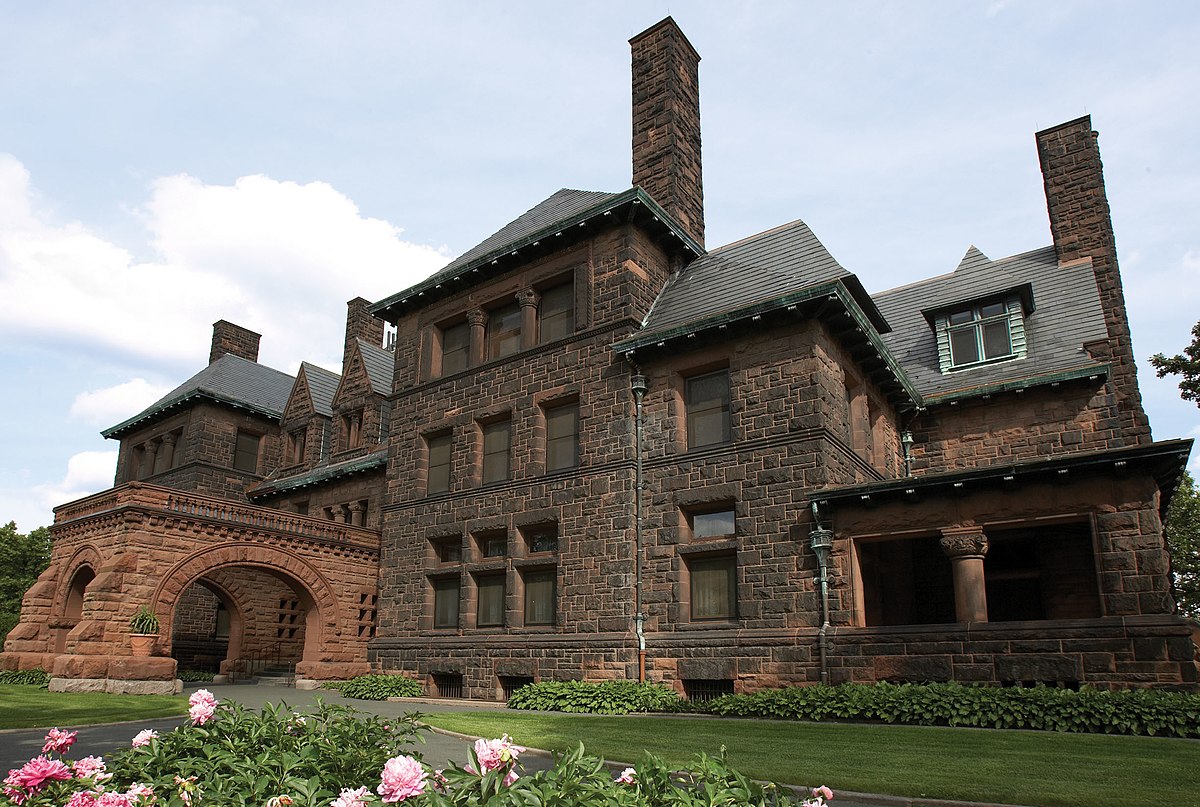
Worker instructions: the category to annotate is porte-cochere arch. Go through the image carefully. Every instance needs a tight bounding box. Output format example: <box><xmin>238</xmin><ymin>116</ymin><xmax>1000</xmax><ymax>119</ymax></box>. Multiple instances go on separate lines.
<box><xmin>0</xmin><ymin>483</ymin><xmax>378</xmax><ymax>689</ymax></box>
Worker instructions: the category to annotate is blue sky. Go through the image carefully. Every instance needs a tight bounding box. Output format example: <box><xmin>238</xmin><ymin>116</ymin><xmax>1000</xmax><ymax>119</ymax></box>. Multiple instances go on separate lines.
<box><xmin>1</xmin><ymin>1</ymin><xmax>1198</xmax><ymax>531</ymax></box>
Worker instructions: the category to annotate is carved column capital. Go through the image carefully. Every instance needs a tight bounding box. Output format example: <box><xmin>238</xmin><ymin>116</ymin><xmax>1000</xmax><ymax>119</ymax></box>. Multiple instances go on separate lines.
<box><xmin>517</xmin><ymin>288</ymin><xmax>541</xmax><ymax>308</ymax></box>
<box><xmin>467</xmin><ymin>308</ymin><xmax>488</xmax><ymax>328</ymax></box>
<box><xmin>939</xmin><ymin>529</ymin><xmax>989</xmax><ymax>559</ymax></box>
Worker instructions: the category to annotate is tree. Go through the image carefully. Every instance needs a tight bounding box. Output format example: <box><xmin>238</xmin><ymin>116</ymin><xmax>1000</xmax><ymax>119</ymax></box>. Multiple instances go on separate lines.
<box><xmin>1150</xmin><ymin>320</ymin><xmax>1200</xmax><ymax>405</ymax></box>
<box><xmin>1164</xmin><ymin>472</ymin><xmax>1200</xmax><ymax>619</ymax></box>
<box><xmin>0</xmin><ymin>521</ymin><xmax>52</xmax><ymax>643</ymax></box>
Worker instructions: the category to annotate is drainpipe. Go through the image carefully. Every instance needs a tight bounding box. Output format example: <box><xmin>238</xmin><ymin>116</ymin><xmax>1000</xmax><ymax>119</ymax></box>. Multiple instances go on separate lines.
<box><xmin>901</xmin><ymin>430</ymin><xmax>914</xmax><ymax>477</ymax></box>
<box><xmin>809</xmin><ymin>501</ymin><xmax>834</xmax><ymax>686</ymax></box>
<box><xmin>630</xmin><ymin>371</ymin><xmax>648</xmax><ymax>682</ymax></box>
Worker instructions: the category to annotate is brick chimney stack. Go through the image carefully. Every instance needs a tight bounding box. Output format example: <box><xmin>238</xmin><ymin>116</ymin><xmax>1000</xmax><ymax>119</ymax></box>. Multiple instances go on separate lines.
<box><xmin>209</xmin><ymin>320</ymin><xmax>261</xmax><ymax>364</ymax></box>
<box><xmin>1036</xmin><ymin>115</ymin><xmax>1150</xmax><ymax>444</ymax></box>
<box><xmin>630</xmin><ymin>16</ymin><xmax>704</xmax><ymax>248</ymax></box>
<box><xmin>344</xmin><ymin>297</ymin><xmax>385</xmax><ymax>368</ymax></box>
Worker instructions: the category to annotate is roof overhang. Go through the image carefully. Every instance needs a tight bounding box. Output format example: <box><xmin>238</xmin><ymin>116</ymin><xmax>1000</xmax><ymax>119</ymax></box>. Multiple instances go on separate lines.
<box><xmin>369</xmin><ymin>188</ymin><xmax>704</xmax><ymax>322</ymax></box>
<box><xmin>102</xmin><ymin>391</ymin><xmax>284</xmax><ymax>440</ymax></box>
<box><xmin>247</xmin><ymin>448</ymin><xmax>388</xmax><ymax>499</ymax></box>
<box><xmin>613</xmin><ymin>279</ymin><xmax>921</xmax><ymax>410</ymax></box>
<box><xmin>921</xmin><ymin>363</ymin><xmax>1109</xmax><ymax>408</ymax></box>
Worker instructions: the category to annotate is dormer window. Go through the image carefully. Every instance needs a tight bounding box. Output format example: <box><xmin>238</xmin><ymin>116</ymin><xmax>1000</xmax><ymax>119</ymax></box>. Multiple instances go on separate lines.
<box><xmin>933</xmin><ymin>293</ymin><xmax>1028</xmax><ymax>372</ymax></box>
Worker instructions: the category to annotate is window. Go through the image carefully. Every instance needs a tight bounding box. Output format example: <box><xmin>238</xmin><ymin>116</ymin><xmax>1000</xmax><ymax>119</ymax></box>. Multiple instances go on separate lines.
<box><xmin>476</xmin><ymin>573</ymin><xmax>506</xmax><ymax>627</ymax></box>
<box><xmin>688</xmin><ymin>553</ymin><xmax>736</xmax><ymax>621</ymax></box>
<box><xmin>686</xmin><ymin>370</ymin><xmax>731</xmax><ymax>449</ymax></box>
<box><xmin>477</xmin><ymin>531</ymin><xmax>507</xmax><ymax>558</ymax></box>
<box><xmin>544</xmin><ymin>402</ymin><xmax>579</xmax><ymax>471</ymax></box>
<box><xmin>432</xmin><ymin>577</ymin><xmax>460</xmax><ymax>629</ymax></box>
<box><xmin>524</xmin><ymin>524</ymin><xmax>558</xmax><ymax>554</ymax></box>
<box><xmin>440</xmin><ymin>321</ymin><xmax>470</xmax><ymax>375</ymax></box>
<box><xmin>233</xmin><ymin>431</ymin><xmax>260</xmax><ymax>473</ymax></box>
<box><xmin>482</xmin><ymin>419</ymin><xmax>511</xmax><ymax>484</ymax></box>
<box><xmin>523</xmin><ymin>568</ymin><xmax>556</xmax><ymax>626</ymax></box>
<box><xmin>488</xmin><ymin>303</ymin><xmax>522</xmax><ymax>359</ymax></box>
<box><xmin>435</xmin><ymin>538</ymin><xmax>462</xmax><ymax>564</ymax></box>
<box><xmin>538</xmin><ymin>281</ymin><xmax>574</xmax><ymax>343</ymax></box>
<box><xmin>692</xmin><ymin>509</ymin><xmax>735</xmax><ymax>539</ymax></box>
<box><xmin>288</xmin><ymin>428</ymin><xmax>306</xmax><ymax>465</ymax></box>
<box><xmin>946</xmin><ymin>302</ymin><xmax>1015</xmax><ymax>368</ymax></box>
<box><xmin>427</xmin><ymin>432</ymin><xmax>452</xmax><ymax>494</ymax></box>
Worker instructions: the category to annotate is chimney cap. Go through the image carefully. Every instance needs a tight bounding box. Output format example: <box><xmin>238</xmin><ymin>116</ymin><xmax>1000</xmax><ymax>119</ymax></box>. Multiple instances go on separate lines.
<box><xmin>629</xmin><ymin>16</ymin><xmax>701</xmax><ymax>62</ymax></box>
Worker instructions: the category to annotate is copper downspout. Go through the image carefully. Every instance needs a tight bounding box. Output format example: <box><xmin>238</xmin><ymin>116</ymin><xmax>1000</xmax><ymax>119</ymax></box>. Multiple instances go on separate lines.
<box><xmin>631</xmin><ymin>371</ymin><xmax>648</xmax><ymax>682</ymax></box>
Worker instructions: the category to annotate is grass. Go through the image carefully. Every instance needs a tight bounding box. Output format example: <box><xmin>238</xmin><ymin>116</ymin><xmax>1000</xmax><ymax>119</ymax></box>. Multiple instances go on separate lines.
<box><xmin>421</xmin><ymin>711</ymin><xmax>1200</xmax><ymax>807</ymax></box>
<box><xmin>0</xmin><ymin>685</ymin><xmax>188</xmax><ymax>729</ymax></box>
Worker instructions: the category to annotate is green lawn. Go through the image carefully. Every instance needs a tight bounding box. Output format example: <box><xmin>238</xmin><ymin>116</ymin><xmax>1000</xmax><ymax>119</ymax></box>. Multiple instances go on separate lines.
<box><xmin>422</xmin><ymin>711</ymin><xmax>1200</xmax><ymax>807</ymax></box>
<box><xmin>0</xmin><ymin>685</ymin><xmax>187</xmax><ymax>729</ymax></box>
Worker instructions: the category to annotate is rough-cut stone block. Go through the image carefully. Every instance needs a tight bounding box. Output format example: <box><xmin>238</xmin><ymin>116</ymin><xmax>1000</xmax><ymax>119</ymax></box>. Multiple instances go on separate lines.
<box><xmin>874</xmin><ymin>655</ymin><xmax>951</xmax><ymax>682</ymax></box>
<box><xmin>995</xmin><ymin>654</ymin><xmax>1082</xmax><ymax>682</ymax></box>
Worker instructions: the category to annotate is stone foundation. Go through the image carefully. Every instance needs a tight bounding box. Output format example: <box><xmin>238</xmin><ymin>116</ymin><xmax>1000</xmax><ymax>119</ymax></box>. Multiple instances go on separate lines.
<box><xmin>49</xmin><ymin>677</ymin><xmax>183</xmax><ymax>695</ymax></box>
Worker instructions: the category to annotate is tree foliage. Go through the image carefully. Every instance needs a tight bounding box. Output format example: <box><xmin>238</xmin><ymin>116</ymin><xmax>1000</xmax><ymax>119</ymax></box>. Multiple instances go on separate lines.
<box><xmin>1150</xmin><ymin>320</ymin><xmax>1200</xmax><ymax>405</ymax></box>
<box><xmin>0</xmin><ymin>521</ymin><xmax>52</xmax><ymax>642</ymax></box>
<box><xmin>1164</xmin><ymin>472</ymin><xmax>1200</xmax><ymax>619</ymax></box>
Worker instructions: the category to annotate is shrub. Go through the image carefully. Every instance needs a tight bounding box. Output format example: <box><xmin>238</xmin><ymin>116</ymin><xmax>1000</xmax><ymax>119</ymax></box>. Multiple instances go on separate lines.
<box><xmin>702</xmin><ymin>682</ymin><xmax>1200</xmax><ymax>738</ymax></box>
<box><xmin>507</xmin><ymin>680</ymin><xmax>683</xmax><ymax>714</ymax></box>
<box><xmin>324</xmin><ymin>673</ymin><xmax>424</xmax><ymax>700</ymax></box>
<box><xmin>176</xmin><ymin>669</ymin><xmax>215</xmax><ymax>682</ymax></box>
<box><xmin>0</xmin><ymin>668</ymin><xmax>49</xmax><ymax>687</ymax></box>
<box><xmin>128</xmin><ymin>606</ymin><xmax>159</xmax><ymax>635</ymax></box>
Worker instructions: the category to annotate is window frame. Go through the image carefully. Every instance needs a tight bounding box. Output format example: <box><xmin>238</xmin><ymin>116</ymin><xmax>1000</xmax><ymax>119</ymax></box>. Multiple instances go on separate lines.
<box><xmin>544</xmin><ymin>401</ymin><xmax>579</xmax><ymax>472</ymax></box>
<box><xmin>935</xmin><ymin>294</ymin><xmax>1027</xmax><ymax>373</ymax></box>
<box><xmin>685</xmin><ymin>369</ymin><xmax>732</xmax><ymax>449</ymax></box>
<box><xmin>538</xmin><ymin>280</ymin><xmax>575</xmax><ymax>344</ymax></box>
<box><xmin>481</xmin><ymin>418</ymin><xmax>512</xmax><ymax>484</ymax></box>
<box><xmin>487</xmin><ymin>302</ymin><xmax>522</xmax><ymax>360</ymax></box>
<box><xmin>687</xmin><ymin>552</ymin><xmax>737</xmax><ymax>622</ymax></box>
<box><xmin>233</xmin><ymin>430</ymin><xmax>261</xmax><ymax>473</ymax></box>
<box><xmin>426</xmin><ymin>431</ymin><xmax>452</xmax><ymax>494</ymax></box>
<box><xmin>432</xmin><ymin>576</ymin><xmax>461</xmax><ymax>629</ymax></box>
<box><xmin>439</xmin><ymin>320</ymin><xmax>471</xmax><ymax>376</ymax></box>
<box><xmin>475</xmin><ymin>572</ymin><xmax>506</xmax><ymax>628</ymax></box>
<box><xmin>522</xmin><ymin>567</ymin><xmax>557</xmax><ymax>626</ymax></box>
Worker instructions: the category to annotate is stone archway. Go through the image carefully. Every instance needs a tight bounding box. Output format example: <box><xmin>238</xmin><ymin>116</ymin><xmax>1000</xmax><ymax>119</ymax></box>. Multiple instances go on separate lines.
<box><xmin>50</xmin><ymin>546</ymin><xmax>102</xmax><ymax>655</ymax></box>
<box><xmin>152</xmin><ymin>542</ymin><xmax>344</xmax><ymax>681</ymax></box>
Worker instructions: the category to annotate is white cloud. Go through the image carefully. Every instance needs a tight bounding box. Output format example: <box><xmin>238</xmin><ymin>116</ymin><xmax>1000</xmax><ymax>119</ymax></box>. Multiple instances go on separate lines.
<box><xmin>0</xmin><ymin>155</ymin><xmax>449</xmax><ymax>371</ymax></box>
<box><xmin>69</xmin><ymin>378</ymin><xmax>174</xmax><ymax>426</ymax></box>
<box><xmin>32</xmin><ymin>450</ymin><xmax>119</xmax><ymax>515</ymax></box>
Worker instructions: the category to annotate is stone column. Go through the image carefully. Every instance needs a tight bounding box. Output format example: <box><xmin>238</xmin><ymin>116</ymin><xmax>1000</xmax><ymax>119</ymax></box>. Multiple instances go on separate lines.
<box><xmin>349</xmin><ymin>501</ymin><xmax>365</xmax><ymax>528</ymax></box>
<box><xmin>348</xmin><ymin>412</ymin><xmax>361</xmax><ymax>448</ymax></box>
<box><xmin>939</xmin><ymin>526</ymin><xmax>989</xmax><ymax>623</ymax></box>
<box><xmin>467</xmin><ymin>308</ymin><xmax>487</xmax><ymax>366</ymax></box>
<box><xmin>518</xmin><ymin>288</ymin><xmax>540</xmax><ymax>350</ymax></box>
<box><xmin>333</xmin><ymin>504</ymin><xmax>349</xmax><ymax>524</ymax></box>
<box><xmin>141</xmin><ymin>441</ymin><xmax>158</xmax><ymax>478</ymax></box>
<box><xmin>158</xmin><ymin>433</ymin><xmax>176</xmax><ymax>471</ymax></box>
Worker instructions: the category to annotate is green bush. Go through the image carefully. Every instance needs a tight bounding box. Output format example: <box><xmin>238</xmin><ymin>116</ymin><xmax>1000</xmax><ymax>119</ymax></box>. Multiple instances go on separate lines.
<box><xmin>702</xmin><ymin>682</ymin><xmax>1200</xmax><ymax>738</ymax></box>
<box><xmin>507</xmin><ymin>680</ymin><xmax>683</xmax><ymax>714</ymax></box>
<box><xmin>323</xmin><ymin>673</ymin><xmax>423</xmax><ymax>700</ymax></box>
<box><xmin>0</xmin><ymin>668</ymin><xmax>49</xmax><ymax>687</ymax></box>
<box><xmin>177</xmin><ymin>669</ymin><xmax>216</xmax><ymax>682</ymax></box>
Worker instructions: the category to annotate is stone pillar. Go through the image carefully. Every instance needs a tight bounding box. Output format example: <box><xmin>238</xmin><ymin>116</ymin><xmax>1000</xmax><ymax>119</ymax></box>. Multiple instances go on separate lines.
<box><xmin>349</xmin><ymin>501</ymin><xmax>365</xmax><ymax>528</ymax></box>
<box><xmin>141</xmin><ymin>441</ymin><xmax>158</xmax><ymax>478</ymax></box>
<box><xmin>157</xmin><ymin>434</ymin><xmax>176</xmax><ymax>472</ymax></box>
<box><xmin>467</xmin><ymin>309</ymin><xmax>487</xmax><ymax>366</ymax></box>
<box><xmin>940</xmin><ymin>526</ymin><xmax>989</xmax><ymax>624</ymax></box>
<box><xmin>334</xmin><ymin>504</ymin><xmax>348</xmax><ymax>524</ymax></box>
<box><xmin>348</xmin><ymin>413</ymin><xmax>361</xmax><ymax>448</ymax></box>
<box><xmin>518</xmin><ymin>289</ymin><xmax>540</xmax><ymax>350</ymax></box>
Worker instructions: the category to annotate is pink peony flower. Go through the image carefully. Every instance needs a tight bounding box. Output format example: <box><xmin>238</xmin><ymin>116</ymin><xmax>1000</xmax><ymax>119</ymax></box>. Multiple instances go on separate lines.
<box><xmin>330</xmin><ymin>785</ymin><xmax>370</xmax><ymax>807</ymax></box>
<box><xmin>472</xmin><ymin>735</ymin><xmax>525</xmax><ymax>772</ymax></box>
<box><xmin>42</xmin><ymin>728</ymin><xmax>78</xmax><ymax>755</ymax></box>
<box><xmin>65</xmin><ymin>791</ymin><xmax>98</xmax><ymax>807</ymax></box>
<box><xmin>377</xmin><ymin>755</ymin><xmax>426</xmax><ymax>803</ymax></box>
<box><xmin>125</xmin><ymin>783</ymin><xmax>154</xmax><ymax>802</ymax></box>
<box><xmin>813</xmin><ymin>785</ymin><xmax>833</xmax><ymax>801</ymax></box>
<box><xmin>13</xmin><ymin>756</ymin><xmax>73</xmax><ymax>790</ymax></box>
<box><xmin>188</xmin><ymin>689</ymin><xmax>218</xmax><ymax>726</ymax></box>
<box><xmin>130</xmin><ymin>729</ymin><xmax>158</xmax><ymax>747</ymax></box>
<box><xmin>73</xmin><ymin>756</ymin><xmax>110</xmax><ymax>782</ymax></box>
<box><xmin>616</xmin><ymin>767</ymin><xmax>636</xmax><ymax>784</ymax></box>
<box><xmin>95</xmin><ymin>793</ymin><xmax>133</xmax><ymax>807</ymax></box>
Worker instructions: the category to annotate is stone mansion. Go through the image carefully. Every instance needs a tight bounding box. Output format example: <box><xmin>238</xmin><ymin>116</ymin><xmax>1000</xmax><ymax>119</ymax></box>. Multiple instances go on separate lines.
<box><xmin>3</xmin><ymin>18</ymin><xmax>1195</xmax><ymax>696</ymax></box>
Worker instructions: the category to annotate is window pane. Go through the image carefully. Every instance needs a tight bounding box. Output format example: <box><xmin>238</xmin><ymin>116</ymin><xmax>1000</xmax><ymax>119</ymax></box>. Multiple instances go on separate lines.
<box><xmin>482</xmin><ymin>420</ymin><xmax>511</xmax><ymax>483</ymax></box>
<box><xmin>526</xmin><ymin>526</ymin><xmax>558</xmax><ymax>554</ymax></box>
<box><xmin>488</xmin><ymin>303</ymin><xmax>522</xmax><ymax>359</ymax></box>
<box><xmin>980</xmin><ymin>302</ymin><xmax>1007</xmax><ymax>318</ymax></box>
<box><xmin>480</xmin><ymin>533</ymin><xmax>506</xmax><ymax>557</ymax></box>
<box><xmin>693</xmin><ymin>510</ymin><xmax>735</xmax><ymax>539</ymax></box>
<box><xmin>948</xmin><ymin>326</ymin><xmax>980</xmax><ymax>366</ymax></box>
<box><xmin>545</xmin><ymin>404</ymin><xmax>578</xmax><ymax>471</ymax></box>
<box><xmin>477</xmin><ymin>574</ymin><xmax>505</xmax><ymax>627</ymax></box>
<box><xmin>441</xmin><ymin>322</ymin><xmax>470</xmax><ymax>374</ymax></box>
<box><xmin>433</xmin><ymin>578</ymin><xmax>460</xmax><ymax>628</ymax></box>
<box><xmin>524</xmin><ymin>569</ymin><xmax>556</xmax><ymax>625</ymax></box>
<box><xmin>690</xmin><ymin>555</ymin><xmax>736</xmax><ymax>620</ymax></box>
<box><xmin>234</xmin><ymin>431</ymin><xmax>260</xmax><ymax>472</ymax></box>
<box><xmin>427</xmin><ymin>433</ymin><xmax>452</xmax><ymax>493</ymax></box>
<box><xmin>539</xmin><ymin>282</ymin><xmax>574</xmax><ymax>343</ymax></box>
<box><xmin>982</xmin><ymin>319</ymin><xmax>1012</xmax><ymax>359</ymax></box>
<box><xmin>436</xmin><ymin>540</ymin><xmax>461</xmax><ymax>563</ymax></box>
<box><xmin>686</xmin><ymin>371</ymin><xmax>731</xmax><ymax>448</ymax></box>
<box><xmin>948</xmin><ymin>309</ymin><xmax>974</xmax><ymax>325</ymax></box>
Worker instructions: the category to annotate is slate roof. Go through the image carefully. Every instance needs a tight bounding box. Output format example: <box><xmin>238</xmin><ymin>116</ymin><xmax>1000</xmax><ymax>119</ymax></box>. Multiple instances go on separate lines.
<box><xmin>102</xmin><ymin>354</ymin><xmax>295</xmax><ymax>438</ymax></box>
<box><xmin>358</xmin><ymin>340</ymin><xmax>395</xmax><ymax>396</ymax></box>
<box><xmin>872</xmin><ymin>246</ymin><xmax>1110</xmax><ymax>402</ymax></box>
<box><xmin>633</xmin><ymin>219</ymin><xmax>863</xmax><ymax>338</ymax></box>
<box><xmin>247</xmin><ymin>447</ymin><xmax>388</xmax><ymax>499</ymax></box>
<box><xmin>300</xmin><ymin>362</ymin><xmax>340</xmax><ymax>417</ymax></box>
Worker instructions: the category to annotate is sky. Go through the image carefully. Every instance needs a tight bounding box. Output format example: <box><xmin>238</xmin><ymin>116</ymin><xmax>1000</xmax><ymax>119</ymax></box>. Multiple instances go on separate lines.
<box><xmin>1</xmin><ymin>1</ymin><xmax>1198</xmax><ymax>533</ymax></box>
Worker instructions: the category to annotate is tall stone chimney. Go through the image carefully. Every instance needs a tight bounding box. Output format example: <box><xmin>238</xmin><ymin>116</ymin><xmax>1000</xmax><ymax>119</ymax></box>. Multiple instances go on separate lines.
<box><xmin>630</xmin><ymin>17</ymin><xmax>704</xmax><ymax>247</ymax></box>
<box><xmin>209</xmin><ymin>320</ymin><xmax>261</xmax><ymax>364</ymax></box>
<box><xmin>1036</xmin><ymin>115</ymin><xmax>1150</xmax><ymax>443</ymax></box>
<box><xmin>344</xmin><ymin>297</ymin><xmax>385</xmax><ymax>367</ymax></box>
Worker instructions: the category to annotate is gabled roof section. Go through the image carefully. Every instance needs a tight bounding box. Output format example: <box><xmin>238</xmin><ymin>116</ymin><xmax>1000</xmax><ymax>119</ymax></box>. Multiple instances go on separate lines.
<box><xmin>370</xmin><ymin>186</ymin><xmax>703</xmax><ymax>321</ymax></box>
<box><xmin>873</xmin><ymin>246</ymin><xmax>1110</xmax><ymax>403</ymax></box>
<box><xmin>358</xmin><ymin>339</ymin><xmax>394</xmax><ymax>396</ymax></box>
<box><xmin>290</xmin><ymin>361</ymin><xmax>340</xmax><ymax>419</ymax></box>
<box><xmin>102</xmin><ymin>354</ymin><xmax>295</xmax><ymax>439</ymax></box>
<box><xmin>624</xmin><ymin>219</ymin><xmax>886</xmax><ymax>340</ymax></box>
